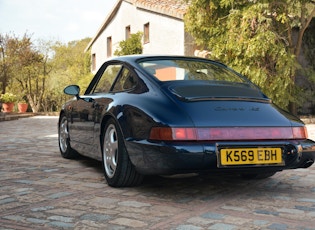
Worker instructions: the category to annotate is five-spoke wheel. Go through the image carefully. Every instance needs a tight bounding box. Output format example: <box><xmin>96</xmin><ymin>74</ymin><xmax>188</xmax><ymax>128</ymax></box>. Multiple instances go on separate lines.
<box><xmin>103</xmin><ymin>123</ymin><xmax>118</xmax><ymax>178</ymax></box>
<box><xmin>58</xmin><ymin>115</ymin><xmax>77</xmax><ymax>159</ymax></box>
<box><xmin>102</xmin><ymin>118</ymin><xmax>143</xmax><ymax>187</ymax></box>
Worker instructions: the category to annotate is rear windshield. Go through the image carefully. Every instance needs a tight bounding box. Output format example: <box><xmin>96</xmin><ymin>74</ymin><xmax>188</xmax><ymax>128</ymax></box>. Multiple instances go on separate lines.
<box><xmin>137</xmin><ymin>58</ymin><xmax>249</xmax><ymax>84</ymax></box>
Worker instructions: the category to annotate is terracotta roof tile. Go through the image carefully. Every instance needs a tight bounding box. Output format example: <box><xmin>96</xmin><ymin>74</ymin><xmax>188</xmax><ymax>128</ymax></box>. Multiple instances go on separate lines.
<box><xmin>126</xmin><ymin>0</ymin><xmax>188</xmax><ymax>19</ymax></box>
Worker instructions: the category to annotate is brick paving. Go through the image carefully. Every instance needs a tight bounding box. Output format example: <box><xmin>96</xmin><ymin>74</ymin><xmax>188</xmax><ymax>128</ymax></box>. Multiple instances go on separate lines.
<box><xmin>1</xmin><ymin>116</ymin><xmax>315</xmax><ymax>230</ymax></box>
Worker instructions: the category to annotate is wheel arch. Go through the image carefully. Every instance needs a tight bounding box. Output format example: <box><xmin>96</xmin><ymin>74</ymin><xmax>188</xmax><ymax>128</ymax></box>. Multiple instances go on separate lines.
<box><xmin>58</xmin><ymin>110</ymin><xmax>65</xmax><ymax>123</ymax></box>
<box><xmin>99</xmin><ymin>113</ymin><xmax>144</xmax><ymax>187</ymax></box>
<box><xmin>100</xmin><ymin>115</ymin><xmax>112</xmax><ymax>146</ymax></box>
<box><xmin>99</xmin><ymin>114</ymin><xmax>125</xmax><ymax>150</ymax></box>
<box><xmin>58</xmin><ymin>110</ymin><xmax>79</xmax><ymax>159</ymax></box>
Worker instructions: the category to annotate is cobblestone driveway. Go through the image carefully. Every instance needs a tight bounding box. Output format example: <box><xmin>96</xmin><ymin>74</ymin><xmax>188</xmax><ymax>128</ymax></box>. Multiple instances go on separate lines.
<box><xmin>1</xmin><ymin>116</ymin><xmax>315</xmax><ymax>230</ymax></box>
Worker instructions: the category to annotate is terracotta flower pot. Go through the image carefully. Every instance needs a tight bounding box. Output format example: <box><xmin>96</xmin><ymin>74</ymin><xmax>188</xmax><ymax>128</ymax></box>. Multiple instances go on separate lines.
<box><xmin>18</xmin><ymin>103</ymin><xmax>28</xmax><ymax>113</ymax></box>
<box><xmin>2</xmin><ymin>102</ymin><xmax>14</xmax><ymax>113</ymax></box>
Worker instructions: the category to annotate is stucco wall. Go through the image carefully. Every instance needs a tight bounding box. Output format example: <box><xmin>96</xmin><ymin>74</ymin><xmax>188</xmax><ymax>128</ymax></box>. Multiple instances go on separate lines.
<box><xmin>90</xmin><ymin>1</ymin><xmax>185</xmax><ymax>72</ymax></box>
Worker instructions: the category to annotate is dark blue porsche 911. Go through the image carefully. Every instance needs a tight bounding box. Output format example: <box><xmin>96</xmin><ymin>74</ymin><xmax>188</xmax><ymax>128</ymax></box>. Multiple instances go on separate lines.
<box><xmin>58</xmin><ymin>55</ymin><xmax>315</xmax><ymax>187</ymax></box>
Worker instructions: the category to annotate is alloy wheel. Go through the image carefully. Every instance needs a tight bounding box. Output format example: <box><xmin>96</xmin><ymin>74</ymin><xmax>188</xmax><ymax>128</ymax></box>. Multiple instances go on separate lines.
<box><xmin>59</xmin><ymin>117</ymin><xmax>69</xmax><ymax>153</ymax></box>
<box><xmin>103</xmin><ymin>124</ymin><xmax>118</xmax><ymax>178</ymax></box>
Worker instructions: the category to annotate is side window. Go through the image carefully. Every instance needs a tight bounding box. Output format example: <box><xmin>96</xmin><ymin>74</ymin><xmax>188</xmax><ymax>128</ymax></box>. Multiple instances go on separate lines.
<box><xmin>93</xmin><ymin>64</ymin><xmax>122</xmax><ymax>93</ymax></box>
<box><xmin>112</xmin><ymin>67</ymin><xmax>137</xmax><ymax>92</ymax></box>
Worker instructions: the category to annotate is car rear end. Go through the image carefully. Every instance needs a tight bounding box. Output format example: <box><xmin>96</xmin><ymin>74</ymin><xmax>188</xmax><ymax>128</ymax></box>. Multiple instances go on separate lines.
<box><xmin>128</xmin><ymin>56</ymin><xmax>315</xmax><ymax>175</ymax></box>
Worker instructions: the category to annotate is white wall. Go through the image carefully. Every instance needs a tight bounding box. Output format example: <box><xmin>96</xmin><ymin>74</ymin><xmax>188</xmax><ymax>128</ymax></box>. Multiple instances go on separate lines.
<box><xmin>90</xmin><ymin>1</ymin><xmax>185</xmax><ymax>72</ymax></box>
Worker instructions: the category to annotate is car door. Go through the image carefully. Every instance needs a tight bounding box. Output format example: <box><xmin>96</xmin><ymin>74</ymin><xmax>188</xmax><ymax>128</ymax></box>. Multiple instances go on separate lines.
<box><xmin>69</xmin><ymin>63</ymin><xmax>123</xmax><ymax>151</ymax></box>
<box><xmin>68</xmin><ymin>96</ymin><xmax>95</xmax><ymax>146</ymax></box>
<box><xmin>92</xmin><ymin>65</ymin><xmax>139</xmax><ymax>131</ymax></box>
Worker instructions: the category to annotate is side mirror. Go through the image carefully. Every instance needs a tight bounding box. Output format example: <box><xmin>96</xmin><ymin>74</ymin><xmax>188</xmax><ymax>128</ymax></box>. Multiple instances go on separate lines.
<box><xmin>64</xmin><ymin>85</ymin><xmax>80</xmax><ymax>96</ymax></box>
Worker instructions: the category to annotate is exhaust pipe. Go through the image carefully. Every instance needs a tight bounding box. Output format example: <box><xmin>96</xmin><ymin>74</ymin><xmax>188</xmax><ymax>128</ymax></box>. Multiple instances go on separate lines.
<box><xmin>301</xmin><ymin>159</ymin><xmax>314</xmax><ymax>168</ymax></box>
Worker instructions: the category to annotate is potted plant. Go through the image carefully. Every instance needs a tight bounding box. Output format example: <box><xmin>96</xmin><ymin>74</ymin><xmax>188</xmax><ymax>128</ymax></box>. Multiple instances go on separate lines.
<box><xmin>0</xmin><ymin>93</ymin><xmax>17</xmax><ymax>113</ymax></box>
<box><xmin>17</xmin><ymin>99</ymin><xmax>28</xmax><ymax>113</ymax></box>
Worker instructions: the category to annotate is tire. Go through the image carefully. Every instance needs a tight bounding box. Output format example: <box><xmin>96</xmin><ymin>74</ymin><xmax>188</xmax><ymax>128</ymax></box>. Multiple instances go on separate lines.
<box><xmin>241</xmin><ymin>172</ymin><xmax>277</xmax><ymax>180</ymax></box>
<box><xmin>102</xmin><ymin>118</ymin><xmax>143</xmax><ymax>187</ymax></box>
<box><xmin>58</xmin><ymin>115</ymin><xmax>78</xmax><ymax>159</ymax></box>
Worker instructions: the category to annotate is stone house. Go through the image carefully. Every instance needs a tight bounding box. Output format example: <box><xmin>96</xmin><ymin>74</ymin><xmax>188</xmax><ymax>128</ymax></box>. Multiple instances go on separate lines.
<box><xmin>85</xmin><ymin>0</ymin><xmax>315</xmax><ymax>115</ymax></box>
<box><xmin>85</xmin><ymin>0</ymin><xmax>197</xmax><ymax>73</ymax></box>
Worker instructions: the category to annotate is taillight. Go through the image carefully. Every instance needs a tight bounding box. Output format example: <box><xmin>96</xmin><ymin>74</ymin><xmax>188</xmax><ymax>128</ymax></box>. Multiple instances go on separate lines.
<box><xmin>293</xmin><ymin>126</ymin><xmax>308</xmax><ymax>139</ymax></box>
<box><xmin>149</xmin><ymin>126</ymin><xmax>307</xmax><ymax>141</ymax></box>
<box><xmin>173</xmin><ymin>128</ymin><xmax>197</xmax><ymax>140</ymax></box>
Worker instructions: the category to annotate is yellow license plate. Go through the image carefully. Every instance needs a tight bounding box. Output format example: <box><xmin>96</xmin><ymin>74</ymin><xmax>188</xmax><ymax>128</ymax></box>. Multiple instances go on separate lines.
<box><xmin>220</xmin><ymin>147</ymin><xmax>283</xmax><ymax>166</ymax></box>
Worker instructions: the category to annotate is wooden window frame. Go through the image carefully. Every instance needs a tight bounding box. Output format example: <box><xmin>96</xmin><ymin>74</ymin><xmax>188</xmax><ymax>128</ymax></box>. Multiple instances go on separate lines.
<box><xmin>92</xmin><ymin>53</ymin><xmax>96</xmax><ymax>71</ymax></box>
<box><xmin>125</xmin><ymin>26</ymin><xmax>131</xmax><ymax>40</ymax></box>
<box><xmin>107</xmin><ymin>36</ymin><xmax>112</xmax><ymax>57</ymax></box>
<box><xmin>144</xmin><ymin>22</ymin><xmax>150</xmax><ymax>44</ymax></box>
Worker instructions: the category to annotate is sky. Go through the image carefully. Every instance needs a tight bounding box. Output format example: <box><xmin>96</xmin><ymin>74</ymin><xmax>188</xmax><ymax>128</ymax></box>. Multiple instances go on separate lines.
<box><xmin>0</xmin><ymin>0</ymin><xmax>117</xmax><ymax>43</ymax></box>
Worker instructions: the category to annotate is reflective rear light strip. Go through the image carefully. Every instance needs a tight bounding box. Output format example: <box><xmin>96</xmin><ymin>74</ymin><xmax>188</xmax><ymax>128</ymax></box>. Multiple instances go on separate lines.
<box><xmin>149</xmin><ymin>127</ymin><xmax>307</xmax><ymax>141</ymax></box>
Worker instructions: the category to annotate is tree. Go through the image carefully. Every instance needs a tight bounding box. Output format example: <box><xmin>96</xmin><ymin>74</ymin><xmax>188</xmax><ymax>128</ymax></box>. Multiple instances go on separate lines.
<box><xmin>0</xmin><ymin>34</ymin><xmax>11</xmax><ymax>94</ymax></box>
<box><xmin>8</xmin><ymin>34</ymin><xmax>46</xmax><ymax>112</ymax></box>
<box><xmin>300</xmin><ymin>19</ymin><xmax>315</xmax><ymax>114</ymax></box>
<box><xmin>0</xmin><ymin>33</ymin><xmax>93</xmax><ymax>112</ymax></box>
<box><xmin>35</xmin><ymin>40</ymin><xmax>54</xmax><ymax>112</ymax></box>
<box><xmin>0</xmin><ymin>33</ymin><xmax>47</xmax><ymax>112</ymax></box>
<box><xmin>184</xmin><ymin>0</ymin><xmax>315</xmax><ymax>113</ymax></box>
<box><xmin>114</xmin><ymin>32</ymin><xmax>143</xmax><ymax>56</ymax></box>
<box><xmin>49</xmin><ymin>38</ymin><xmax>92</xmax><ymax>110</ymax></box>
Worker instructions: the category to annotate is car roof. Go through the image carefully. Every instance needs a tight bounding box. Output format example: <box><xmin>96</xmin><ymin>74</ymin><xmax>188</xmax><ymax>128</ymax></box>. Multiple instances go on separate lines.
<box><xmin>107</xmin><ymin>55</ymin><xmax>226</xmax><ymax>66</ymax></box>
<box><xmin>108</xmin><ymin>54</ymin><xmax>188</xmax><ymax>61</ymax></box>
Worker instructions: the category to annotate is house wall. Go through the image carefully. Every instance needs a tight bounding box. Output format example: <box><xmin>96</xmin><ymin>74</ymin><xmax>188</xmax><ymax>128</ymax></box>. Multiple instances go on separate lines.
<box><xmin>90</xmin><ymin>1</ymin><xmax>185</xmax><ymax>72</ymax></box>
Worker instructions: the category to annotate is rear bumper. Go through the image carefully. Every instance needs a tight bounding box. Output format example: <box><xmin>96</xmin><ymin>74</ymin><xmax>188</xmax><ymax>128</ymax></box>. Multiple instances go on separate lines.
<box><xmin>126</xmin><ymin>139</ymin><xmax>315</xmax><ymax>175</ymax></box>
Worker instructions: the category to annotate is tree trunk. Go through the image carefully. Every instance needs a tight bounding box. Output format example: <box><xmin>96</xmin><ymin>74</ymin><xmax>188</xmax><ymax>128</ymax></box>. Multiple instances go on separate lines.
<box><xmin>290</xmin><ymin>5</ymin><xmax>315</xmax><ymax>115</ymax></box>
<box><xmin>27</xmin><ymin>95</ymin><xmax>40</xmax><ymax>113</ymax></box>
<box><xmin>289</xmin><ymin>102</ymin><xmax>297</xmax><ymax>116</ymax></box>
